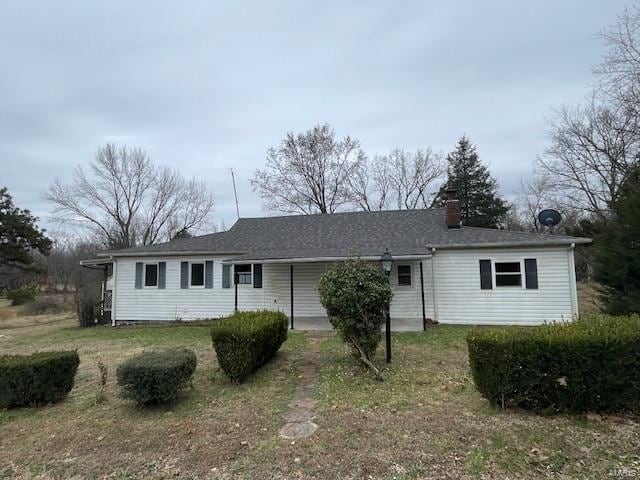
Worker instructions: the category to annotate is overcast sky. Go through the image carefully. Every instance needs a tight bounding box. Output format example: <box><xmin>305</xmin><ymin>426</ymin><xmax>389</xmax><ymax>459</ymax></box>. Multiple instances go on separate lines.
<box><xmin>0</xmin><ymin>1</ymin><xmax>628</xmax><ymax>235</ymax></box>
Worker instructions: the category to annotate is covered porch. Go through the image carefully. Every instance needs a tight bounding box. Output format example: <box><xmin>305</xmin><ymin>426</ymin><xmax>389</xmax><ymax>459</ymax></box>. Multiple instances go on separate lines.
<box><xmin>228</xmin><ymin>253</ymin><xmax>436</xmax><ymax>332</ymax></box>
<box><xmin>79</xmin><ymin>257</ymin><xmax>114</xmax><ymax>325</ymax></box>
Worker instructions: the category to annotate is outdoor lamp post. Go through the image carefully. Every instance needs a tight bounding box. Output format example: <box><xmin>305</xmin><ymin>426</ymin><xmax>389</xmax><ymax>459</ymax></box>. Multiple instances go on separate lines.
<box><xmin>380</xmin><ymin>248</ymin><xmax>393</xmax><ymax>363</ymax></box>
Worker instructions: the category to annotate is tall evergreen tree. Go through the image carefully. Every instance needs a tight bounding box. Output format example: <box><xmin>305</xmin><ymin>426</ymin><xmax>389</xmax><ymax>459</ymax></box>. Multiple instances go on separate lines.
<box><xmin>0</xmin><ymin>187</ymin><xmax>52</xmax><ymax>290</ymax></box>
<box><xmin>594</xmin><ymin>166</ymin><xmax>640</xmax><ymax>314</ymax></box>
<box><xmin>435</xmin><ymin>136</ymin><xmax>509</xmax><ymax>228</ymax></box>
<box><xmin>0</xmin><ymin>187</ymin><xmax>51</xmax><ymax>269</ymax></box>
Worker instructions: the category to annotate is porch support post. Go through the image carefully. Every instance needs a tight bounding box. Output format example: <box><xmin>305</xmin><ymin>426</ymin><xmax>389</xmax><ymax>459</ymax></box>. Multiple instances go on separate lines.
<box><xmin>234</xmin><ymin>270</ymin><xmax>239</xmax><ymax>312</ymax></box>
<box><xmin>102</xmin><ymin>266</ymin><xmax>108</xmax><ymax>324</ymax></box>
<box><xmin>290</xmin><ymin>264</ymin><xmax>294</xmax><ymax>329</ymax></box>
<box><xmin>102</xmin><ymin>266</ymin><xmax>108</xmax><ymax>300</ymax></box>
<box><xmin>111</xmin><ymin>260</ymin><xmax>117</xmax><ymax>326</ymax></box>
<box><xmin>420</xmin><ymin>260</ymin><xmax>427</xmax><ymax>331</ymax></box>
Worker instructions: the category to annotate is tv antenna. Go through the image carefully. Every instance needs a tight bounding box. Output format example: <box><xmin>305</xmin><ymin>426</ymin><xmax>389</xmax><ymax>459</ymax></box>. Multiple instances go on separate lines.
<box><xmin>537</xmin><ymin>209</ymin><xmax>562</xmax><ymax>233</ymax></box>
<box><xmin>230</xmin><ymin>168</ymin><xmax>240</xmax><ymax>220</ymax></box>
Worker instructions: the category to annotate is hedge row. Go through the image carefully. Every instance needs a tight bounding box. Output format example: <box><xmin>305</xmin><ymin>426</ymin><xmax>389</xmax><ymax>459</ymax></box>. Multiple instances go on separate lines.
<box><xmin>116</xmin><ymin>348</ymin><xmax>197</xmax><ymax>405</ymax></box>
<box><xmin>0</xmin><ymin>351</ymin><xmax>80</xmax><ymax>408</ymax></box>
<box><xmin>467</xmin><ymin>315</ymin><xmax>640</xmax><ymax>413</ymax></box>
<box><xmin>211</xmin><ymin>310</ymin><xmax>288</xmax><ymax>382</ymax></box>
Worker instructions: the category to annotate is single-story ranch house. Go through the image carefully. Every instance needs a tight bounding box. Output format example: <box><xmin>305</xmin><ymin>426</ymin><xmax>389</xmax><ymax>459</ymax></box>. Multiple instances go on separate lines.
<box><xmin>82</xmin><ymin>197</ymin><xmax>591</xmax><ymax>330</ymax></box>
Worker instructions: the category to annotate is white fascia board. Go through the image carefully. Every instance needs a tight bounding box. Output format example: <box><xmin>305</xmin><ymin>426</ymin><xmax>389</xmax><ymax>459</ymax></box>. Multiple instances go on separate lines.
<box><xmin>429</xmin><ymin>239</ymin><xmax>592</xmax><ymax>250</ymax></box>
<box><xmin>226</xmin><ymin>254</ymin><xmax>432</xmax><ymax>265</ymax></box>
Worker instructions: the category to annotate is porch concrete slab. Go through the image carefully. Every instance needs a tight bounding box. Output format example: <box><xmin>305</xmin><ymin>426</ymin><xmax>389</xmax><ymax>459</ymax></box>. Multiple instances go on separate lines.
<box><xmin>290</xmin><ymin>316</ymin><xmax>424</xmax><ymax>332</ymax></box>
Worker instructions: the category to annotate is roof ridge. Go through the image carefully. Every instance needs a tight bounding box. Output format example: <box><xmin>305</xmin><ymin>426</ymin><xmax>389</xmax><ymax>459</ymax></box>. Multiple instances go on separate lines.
<box><xmin>460</xmin><ymin>225</ymin><xmax>578</xmax><ymax>238</ymax></box>
<box><xmin>235</xmin><ymin>207</ymin><xmax>445</xmax><ymax>221</ymax></box>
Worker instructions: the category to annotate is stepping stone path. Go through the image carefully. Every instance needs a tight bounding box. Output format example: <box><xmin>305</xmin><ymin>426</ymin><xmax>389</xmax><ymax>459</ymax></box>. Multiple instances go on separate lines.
<box><xmin>279</xmin><ymin>334</ymin><xmax>325</xmax><ymax>440</ymax></box>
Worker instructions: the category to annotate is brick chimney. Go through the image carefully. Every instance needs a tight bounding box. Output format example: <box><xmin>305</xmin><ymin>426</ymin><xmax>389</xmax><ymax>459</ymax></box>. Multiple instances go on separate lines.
<box><xmin>445</xmin><ymin>189</ymin><xmax>461</xmax><ymax>229</ymax></box>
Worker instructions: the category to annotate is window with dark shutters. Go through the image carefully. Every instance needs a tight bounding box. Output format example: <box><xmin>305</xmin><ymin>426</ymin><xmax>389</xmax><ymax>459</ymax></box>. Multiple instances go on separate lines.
<box><xmin>479</xmin><ymin>260</ymin><xmax>492</xmax><ymax>290</ymax></box>
<box><xmin>495</xmin><ymin>262</ymin><xmax>522</xmax><ymax>287</ymax></box>
<box><xmin>525</xmin><ymin>258</ymin><xmax>538</xmax><ymax>289</ymax></box>
<box><xmin>253</xmin><ymin>264</ymin><xmax>263</xmax><ymax>288</ymax></box>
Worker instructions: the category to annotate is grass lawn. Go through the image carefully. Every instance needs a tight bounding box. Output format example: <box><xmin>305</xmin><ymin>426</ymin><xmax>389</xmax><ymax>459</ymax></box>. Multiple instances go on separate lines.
<box><xmin>1</xmin><ymin>304</ymin><xmax>639</xmax><ymax>479</ymax></box>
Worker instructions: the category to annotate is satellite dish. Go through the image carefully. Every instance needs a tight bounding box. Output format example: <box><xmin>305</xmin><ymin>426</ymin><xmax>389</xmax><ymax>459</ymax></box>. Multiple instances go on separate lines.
<box><xmin>538</xmin><ymin>209</ymin><xmax>562</xmax><ymax>228</ymax></box>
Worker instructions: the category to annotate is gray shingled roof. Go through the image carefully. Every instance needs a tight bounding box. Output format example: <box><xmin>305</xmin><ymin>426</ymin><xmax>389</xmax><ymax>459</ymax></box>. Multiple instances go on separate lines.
<box><xmin>98</xmin><ymin>209</ymin><xmax>591</xmax><ymax>260</ymax></box>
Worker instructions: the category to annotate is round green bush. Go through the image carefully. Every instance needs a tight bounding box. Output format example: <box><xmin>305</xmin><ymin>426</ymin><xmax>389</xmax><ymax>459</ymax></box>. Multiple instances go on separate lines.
<box><xmin>318</xmin><ymin>259</ymin><xmax>392</xmax><ymax>377</ymax></box>
<box><xmin>210</xmin><ymin>310</ymin><xmax>288</xmax><ymax>383</ymax></box>
<box><xmin>0</xmin><ymin>350</ymin><xmax>80</xmax><ymax>408</ymax></box>
<box><xmin>467</xmin><ymin>315</ymin><xmax>640</xmax><ymax>413</ymax></box>
<box><xmin>116</xmin><ymin>348</ymin><xmax>197</xmax><ymax>405</ymax></box>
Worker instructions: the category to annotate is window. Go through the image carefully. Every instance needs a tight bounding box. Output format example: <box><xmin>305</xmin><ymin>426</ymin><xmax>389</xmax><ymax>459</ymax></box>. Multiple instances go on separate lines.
<box><xmin>144</xmin><ymin>264</ymin><xmax>158</xmax><ymax>287</ymax></box>
<box><xmin>191</xmin><ymin>263</ymin><xmax>204</xmax><ymax>287</ymax></box>
<box><xmin>235</xmin><ymin>264</ymin><xmax>251</xmax><ymax>284</ymax></box>
<box><xmin>495</xmin><ymin>262</ymin><xmax>522</xmax><ymax>287</ymax></box>
<box><xmin>397</xmin><ymin>265</ymin><xmax>412</xmax><ymax>286</ymax></box>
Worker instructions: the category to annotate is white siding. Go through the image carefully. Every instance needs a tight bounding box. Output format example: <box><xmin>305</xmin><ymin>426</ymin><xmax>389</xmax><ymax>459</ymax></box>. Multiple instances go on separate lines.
<box><xmin>114</xmin><ymin>256</ymin><xmax>272</xmax><ymax>321</ymax></box>
<box><xmin>112</xmin><ymin>247</ymin><xmax>577</xmax><ymax>326</ymax></box>
<box><xmin>113</xmin><ymin>257</ymin><xmax>432</xmax><ymax>324</ymax></box>
<box><xmin>431</xmin><ymin>246</ymin><xmax>576</xmax><ymax>325</ymax></box>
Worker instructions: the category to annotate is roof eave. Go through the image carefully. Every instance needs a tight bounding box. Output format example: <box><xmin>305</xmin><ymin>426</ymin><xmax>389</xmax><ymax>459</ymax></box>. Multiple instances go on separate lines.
<box><xmin>97</xmin><ymin>250</ymin><xmax>246</xmax><ymax>258</ymax></box>
<box><xmin>430</xmin><ymin>238</ymin><xmax>592</xmax><ymax>250</ymax></box>
<box><xmin>79</xmin><ymin>257</ymin><xmax>114</xmax><ymax>267</ymax></box>
<box><xmin>226</xmin><ymin>253</ymin><xmax>433</xmax><ymax>264</ymax></box>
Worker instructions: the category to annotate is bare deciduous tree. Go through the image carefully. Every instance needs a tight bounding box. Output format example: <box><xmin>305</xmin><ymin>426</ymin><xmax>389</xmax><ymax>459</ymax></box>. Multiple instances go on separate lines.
<box><xmin>537</xmin><ymin>99</ymin><xmax>639</xmax><ymax>220</ymax></box>
<box><xmin>45</xmin><ymin>237</ymin><xmax>102</xmax><ymax>290</ymax></box>
<box><xmin>388</xmin><ymin>148</ymin><xmax>444</xmax><ymax>210</ymax></box>
<box><xmin>251</xmin><ymin>124</ymin><xmax>365</xmax><ymax>214</ymax></box>
<box><xmin>347</xmin><ymin>155</ymin><xmax>392</xmax><ymax>211</ymax></box>
<box><xmin>512</xmin><ymin>173</ymin><xmax>555</xmax><ymax>232</ymax></box>
<box><xmin>348</xmin><ymin>149</ymin><xmax>444</xmax><ymax>211</ymax></box>
<box><xmin>45</xmin><ymin>144</ymin><xmax>215</xmax><ymax>248</ymax></box>
<box><xmin>596</xmin><ymin>5</ymin><xmax>640</xmax><ymax>128</ymax></box>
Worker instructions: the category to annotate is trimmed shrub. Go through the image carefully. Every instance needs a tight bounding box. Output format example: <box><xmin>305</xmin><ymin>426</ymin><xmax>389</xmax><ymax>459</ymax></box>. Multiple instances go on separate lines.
<box><xmin>6</xmin><ymin>286</ymin><xmax>37</xmax><ymax>306</ymax></box>
<box><xmin>318</xmin><ymin>259</ymin><xmax>392</xmax><ymax>378</ymax></box>
<box><xmin>116</xmin><ymin>348</ymin><xmax>197</xmax><ymax>405</ymax></box>
<box><xmin>0</xmin><ymin>351</ymin><xmax>80</xmax><ymax>408</ymax></box>
<box><xmin>210</xmin><ymin>310</ymin><xmax>288</xmax><ymax>382</ymax></box>
<box><xmin>467</xmin><ymin>315</ymin><xmax>640</xmax><ymax>413</ymax></box>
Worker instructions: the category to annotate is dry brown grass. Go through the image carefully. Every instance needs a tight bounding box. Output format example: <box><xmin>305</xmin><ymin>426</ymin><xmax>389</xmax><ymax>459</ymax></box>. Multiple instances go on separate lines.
<box><xmin>0</xmin><ymin>312</ymin><xmax>306</xmax><ymax>479</ymax></box>
<box><xmin>1</xmin><ymin>310</ymin><xmax>638</xmax><ymax>479</ymax></box>
<box><xmin>577</xmin><ymin>282</ymin><xmax>603</xmax><ymax>316</ymax></box>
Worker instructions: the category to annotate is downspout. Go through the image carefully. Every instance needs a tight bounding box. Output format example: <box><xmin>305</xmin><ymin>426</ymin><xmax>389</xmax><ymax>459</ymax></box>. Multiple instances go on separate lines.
<box><xmin>568</xmin><ymin>243</ymin><xmax>579</xmax><ymax>321</ymax></box>
<box><xmin>431</xmin><ymin>248</ymin><xmax>438</xmax><ymax>324</ymax></box>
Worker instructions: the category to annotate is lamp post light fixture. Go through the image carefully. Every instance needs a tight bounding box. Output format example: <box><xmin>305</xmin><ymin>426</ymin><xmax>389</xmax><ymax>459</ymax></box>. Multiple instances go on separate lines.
<box><xmin>380</xmin><ymin>248</ymin><xmax>393</xmax><ymax>363</ymax></box>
